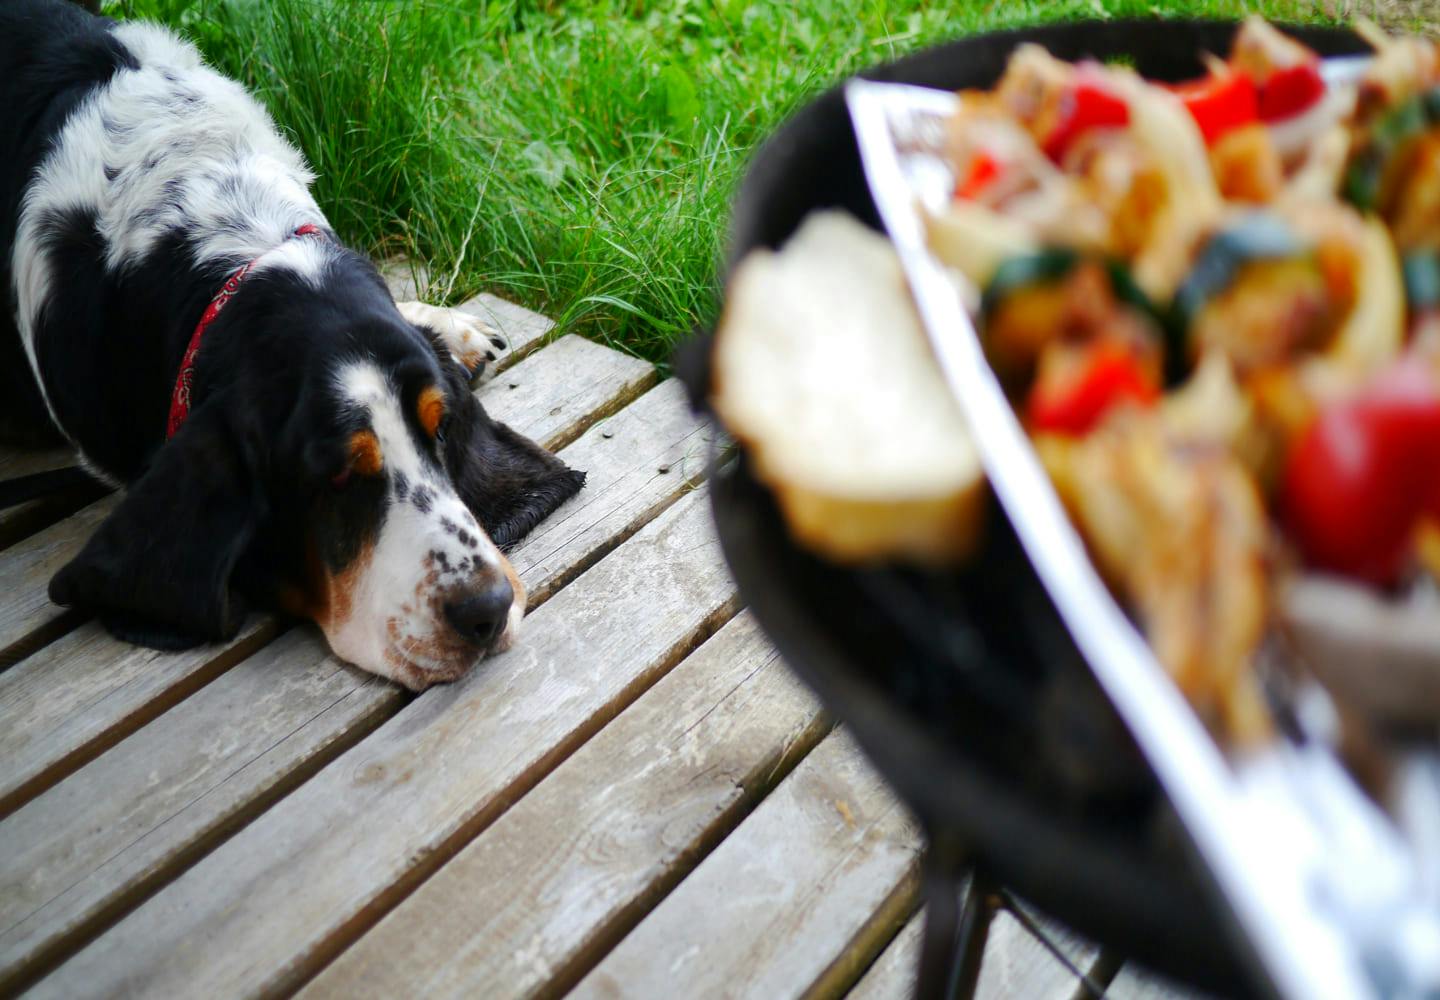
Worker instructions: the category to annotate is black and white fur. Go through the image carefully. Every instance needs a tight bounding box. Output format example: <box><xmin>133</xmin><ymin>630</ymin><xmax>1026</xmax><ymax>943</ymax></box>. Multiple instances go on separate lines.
<box><xmin>1</xmin><ymin>0</ymin><xmax>584</xmax><ymax>689</ymax></box>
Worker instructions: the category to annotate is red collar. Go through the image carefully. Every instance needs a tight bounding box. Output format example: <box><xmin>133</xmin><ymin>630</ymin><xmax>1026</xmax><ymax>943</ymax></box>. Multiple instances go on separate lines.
<box><xmin>166</xmin><ymin>223</ymin><xmax>328</xmax><ymax>439</ymax></box>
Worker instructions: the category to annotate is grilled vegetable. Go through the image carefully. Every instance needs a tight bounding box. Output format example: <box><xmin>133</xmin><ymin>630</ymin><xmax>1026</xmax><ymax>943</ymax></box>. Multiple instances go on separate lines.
<box><xmin>983</xmin><ymin>248</ymin><xmax>1154</xmax><ymax>318</ymax></box>
<box><xmin>1257</xmin><ymin>63</ymin><xmax>1327</xmax><ymax>122</ymax></box>
<box><xmin>1281</xmin><ymin>355</ymin><xmax>1440</xmax><ymax>586</ymax></box>
<box><xmin>1172</xmin><ymin>69</ymin><xmax>1259</xmax><ymax>145</ymax></box>
<box><xmin>1027</xmin><ymin>340</ymin><xmax>1159</xmax><ymax>435</ymax></box>
<box><xmin>925</xmin><ymin>199</ymin><xmax>1039</xmax><ymax>289</ymax></box>
<box><xmin>1039</xmin><ymin>417</ymin><xmax>1273</xmax><ymax>743</ymax></box>
<box><xmin>955</xmin><ymin>149</ymin><xmax>1002</xmax><ymax>200</ymax></box>
<box><xmin>1344</xmin><ymin>85</ymin><xmax>1440</xmax><ymax>215</ymax></box>
<box><xmin>1173</xmin><ymin>214</ymin><xmax>1308</xmax><ymax>328</ymax></box>
<box><xmin>981</xmin><ymin>250</ymin><xmax>1164</xmax><ymax>385</ymax></box>
<box><xmin>1043</xmin><ymin>75</ymin><xmax>1130</xmax><ymax>161</ymax></box>
<box><xmin>1207</xmin><ymin>124</ymin><xmax>1284</xmax><ymax>202</ymax></box>
<box><xmin>1403</xmin><ymin>250</ymin><xmax>1440</xmax><ymax>311</ymax></box>
<box><xmin>1171</xmin><ymin>211</ymin><xmax>1404</xmax><ymax>381</ymax></box>
<box><xmin>1171</xmin><ymin>214</ymin><xmax>1341</xmax><ymax>377</ymax></box>
<box><xmin>1231</xmin><ymin>16</ymin><xmax>1328</xmax><ymax>123</ymax></box>
<box><xmin>1279</xmin><ymin>574</ymin><xmax>1440</xmax><ymax>726</ymax></box>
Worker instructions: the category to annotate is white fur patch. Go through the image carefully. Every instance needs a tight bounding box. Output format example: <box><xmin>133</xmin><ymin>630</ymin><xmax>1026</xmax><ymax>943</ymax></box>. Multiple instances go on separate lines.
<box><xmin>322</xmin><ymin>361</ymin><xmax>521</xmax><ymax>688</ymax></box>
<box><xmin>11</xmin><ymin>21</ymin><xmax>329</xmax><ymax>434</ymax></box>
<box><xmin>394</xmin><ymin>300</ymin><xmax>508</xmax><ymax>376</ymax></box>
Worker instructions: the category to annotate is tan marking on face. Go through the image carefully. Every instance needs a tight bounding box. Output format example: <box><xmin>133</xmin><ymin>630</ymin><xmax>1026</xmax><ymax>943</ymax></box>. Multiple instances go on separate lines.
<box><xmin>348</xmin><ymin>429</ymin><xmax>384</xmax><ymax>477</ymax></box>
<box><xmin>277</xmin><ymin>536</ymin><xmax>331</xmax><ymax>622</ymax></box>
<box><xmin>417</xmin><ymin>385</ymin><xmax>446</xmax><ymax>439</ymax></box>
<box><xmin>288</xmin><ymin>522</ymin><xmax>374</xmax><ymax>639</ymax></box>
<box><xmin>500</xmin><ymin>554</ymin><xmax>525</xmax><ymax>611</ymax></box>
<box><xmin>489</xmin><ymin>554</ymin><xmax>526</xmax><ymax>654</ymax></box>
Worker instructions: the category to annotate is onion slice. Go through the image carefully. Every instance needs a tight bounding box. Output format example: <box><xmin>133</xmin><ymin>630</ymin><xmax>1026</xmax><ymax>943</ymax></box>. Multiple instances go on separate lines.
<box><xmin>1279</xmin><ymin>573</ymin><xmax>1440</xmax><ymax>725</ymax></box>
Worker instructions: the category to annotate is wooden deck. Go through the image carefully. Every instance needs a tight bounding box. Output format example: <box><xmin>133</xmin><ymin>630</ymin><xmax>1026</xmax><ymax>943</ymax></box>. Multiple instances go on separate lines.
<box><xmin>0</xmin><ymin>280</ymin><xmax>1201</xmax><ymax>999</ymax></box>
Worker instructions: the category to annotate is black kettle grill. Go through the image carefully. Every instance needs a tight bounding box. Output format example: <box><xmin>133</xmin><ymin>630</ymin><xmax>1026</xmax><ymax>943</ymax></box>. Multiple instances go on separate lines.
<box><xmin>678</xmin><ymin>20</ymin><xmax>1371</xmax><ymax>1000</ymax></box>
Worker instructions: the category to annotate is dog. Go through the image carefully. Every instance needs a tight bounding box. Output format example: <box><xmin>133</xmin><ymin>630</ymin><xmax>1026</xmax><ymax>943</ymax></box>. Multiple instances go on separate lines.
<box><xmin>0</xmin><ymin>0</ymin><xmax>586</xmax><ymax>690</ymax></box>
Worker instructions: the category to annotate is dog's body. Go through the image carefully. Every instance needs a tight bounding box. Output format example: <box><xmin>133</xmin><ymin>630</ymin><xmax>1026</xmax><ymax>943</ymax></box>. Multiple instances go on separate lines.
<box><xmin>0</xmin><ymin>0</ymin><xmax>584</xmax><ymax>688</ymax></box>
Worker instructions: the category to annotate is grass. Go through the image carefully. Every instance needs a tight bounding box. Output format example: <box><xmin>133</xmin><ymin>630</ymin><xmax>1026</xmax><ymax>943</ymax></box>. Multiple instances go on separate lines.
<box><xmin>99</xmin><ymin>0</ymin><xmax>1363</xmax><ymax>365</ymax></box>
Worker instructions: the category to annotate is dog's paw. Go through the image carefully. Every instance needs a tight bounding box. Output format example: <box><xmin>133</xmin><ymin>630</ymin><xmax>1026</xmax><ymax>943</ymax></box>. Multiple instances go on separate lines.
<box><xmin>396</xmin><ymin>300</ymin><xmax>508</xmax><ymax>380</ymax></box>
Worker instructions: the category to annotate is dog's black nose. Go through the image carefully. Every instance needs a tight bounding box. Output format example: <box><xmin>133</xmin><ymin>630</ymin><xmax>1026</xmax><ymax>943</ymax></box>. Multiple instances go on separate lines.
<box><xmin>443</xmin><ymin>580</ymin><xmax>514</xmax><ymax>648</ymax></box>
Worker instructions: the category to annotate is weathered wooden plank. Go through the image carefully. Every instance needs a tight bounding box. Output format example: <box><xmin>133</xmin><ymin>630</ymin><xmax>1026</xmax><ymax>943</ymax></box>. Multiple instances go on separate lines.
<box><xmin>0</xmin><ymin>335</ymin><xmax>660</xmax><ymax>816</ymax></box>
<box><xmin>379</xmin><ymin>259</ymin><xmax>428</xmax><ymax>302</ymax></box>
<box><xmin>0</xmin><ymin>456</ymin><xmax>692</xmax><ymax>990</ymax></box>
<box><xmin>0</xmin><ymin>630</ymin><xmax>397</xmax><ymax>991</ymax></box>
<box><xmin>0</xmin><ymin>499</ymin><xmax>112</xmax><ymax>665</ymax></box>
<box><xmin>0</xmin><ymin>375</ymin><xmax>692</xmax><ymax>991</ymax></box>
<box><xmin>848</xmin><ymin>891</ymin><xmax>1111</xmax><ymax>1000</ymax></box>
<box><xmin>484</xmin><ymin>334</ymin><xmax>656</xmax><ymax>451</ymax></box>
<box><xmin>571</xmin><ymin>730</ymin><xmax>924</xmax><ymax>1000</ymax></box>
<box><xmin>0</xmin><ymin>448</ymin><xmax>103</xmax><ymax>553</ymax></box>
<box><xmin>0</xmin><ymin>448</ymin><xmax>73</xmax><ymax>481</ymax></box>
<box><xmin>0</xmin><ymin>618</ymin><xmax>278</xmax><ymax>818</ymax></box>
<box><xmin>849</xmin><ymin>914</ymin><xmax>923</xmax><ymax>1000</ymax></box>
<box><xmin>846</xmin><ymin>901</ymin><xmax>1105</xmax><ymax>1000</ymax></box>
<box><xmin>27</xmin><ymin>488</ymin><xmax>736</xmax><ymax>998</ymax></box>
<box><xmin>507</xmin><ymin>379</ymin><xmax>706</xmax><ymax>606</ymax></box>
<box><xmin>973</xmin><ymin>906</ymin><xmax>1103</xmax><ymax>1000</ymax></box>
<box><xmin>300</xmin><ymin>613</ymin><xmax>825</xmax><ymax>1000</ymax></box>
<box><xmin>1105</xmin><ymin>964</ymin><xmax>1214</xmax><ymax>999</ymax></box>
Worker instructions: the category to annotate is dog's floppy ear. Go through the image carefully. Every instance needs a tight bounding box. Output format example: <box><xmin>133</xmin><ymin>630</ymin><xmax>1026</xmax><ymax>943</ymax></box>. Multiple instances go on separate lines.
<box><xmin>48</xmin><ymin>406</ymin><xmax>262</xmax><ymax>649</ymax></box>
<box><xmin>440</xmin><ymin>381</ymin><xmax>585</xmax><ymax>550</ymax></box>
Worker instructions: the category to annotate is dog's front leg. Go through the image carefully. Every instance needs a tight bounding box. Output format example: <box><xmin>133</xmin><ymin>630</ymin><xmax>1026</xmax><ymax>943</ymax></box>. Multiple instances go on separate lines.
<box><xmin>396</xmin><ymin>301</ymin><xmax>509</xmax><ymax>380</ymax></box>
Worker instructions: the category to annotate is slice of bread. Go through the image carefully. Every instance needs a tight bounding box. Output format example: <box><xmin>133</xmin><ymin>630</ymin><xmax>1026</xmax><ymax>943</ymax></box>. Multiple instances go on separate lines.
<box><xmin>711</xmin><ymin>211</ymin><xmax>985</xmax><ymax>565</ymax></box>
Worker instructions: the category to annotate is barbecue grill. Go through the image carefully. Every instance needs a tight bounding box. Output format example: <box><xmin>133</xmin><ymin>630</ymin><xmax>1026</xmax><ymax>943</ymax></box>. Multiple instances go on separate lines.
<box><xmin>678</xmin><ymin>21</ymin><xmax>1372</xmax><ymax>1000</ymax></box>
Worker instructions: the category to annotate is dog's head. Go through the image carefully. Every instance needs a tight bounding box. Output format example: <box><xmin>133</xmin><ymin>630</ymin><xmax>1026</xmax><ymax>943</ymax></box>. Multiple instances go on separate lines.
<box><xmin>49</xmin><ymin>255</ymin><xmax>584</xmax><ymax>689</ymax></box>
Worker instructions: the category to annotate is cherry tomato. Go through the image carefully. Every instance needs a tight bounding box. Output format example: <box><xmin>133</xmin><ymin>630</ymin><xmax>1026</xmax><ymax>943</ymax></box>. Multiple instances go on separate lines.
<box><xmin>1027</xmin><ymin>341</ymin><xmax>1159</xmax><ymax>436</ymax></box>
<box><xmin>1257</xmin><ymin>62</ymin><xmax>1326</xmax><ymax>122</ymax></box>
<box><xmin>1171</xmin><ymin>70</ymin><xmax>1259</xmax><ymax>145</ymax></box>
<box><xmin>1281</xmin><ymin>357</ymin><xmax>1440</xmax><ymax>585</ymax></box>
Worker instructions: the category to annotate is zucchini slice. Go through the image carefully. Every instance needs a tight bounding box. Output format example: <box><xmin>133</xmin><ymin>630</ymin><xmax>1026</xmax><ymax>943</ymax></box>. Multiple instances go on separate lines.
<box><xmin>981</xmin><ymin>248</ymin><xmax>1156</xmax><ymax>320</ymax></box>
<box><xmin>1404</xmin><ymin>250</ymin><xmax>1440</xmax><ymax>311</ymax></box>
<box><xmin>1172</xmin><ymin>213</ymin><xmax>1307</xmax><ymax>329</ymax></box>
<box><xmin>981</xmin><ymin>249</ymin><xmax>1168</xmax><ymax>384</ymax></box>
<box><xmin>1344</xmin><ymin>85</ymin><xmax>1440</xmax><ymax>213</ymax></box>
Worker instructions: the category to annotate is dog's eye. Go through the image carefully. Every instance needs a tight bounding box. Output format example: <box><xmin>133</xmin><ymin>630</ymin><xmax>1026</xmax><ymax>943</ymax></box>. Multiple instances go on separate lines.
<box><xmin>435</xmin><ymin>415</ymin><xmax>451</xmax><ymax>446</ymax></box>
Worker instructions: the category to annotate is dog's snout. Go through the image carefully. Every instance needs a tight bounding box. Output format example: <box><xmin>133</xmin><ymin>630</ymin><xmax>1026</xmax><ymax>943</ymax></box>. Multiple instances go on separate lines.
<box><xmin>443</xmin><ymin>579</ymin><xmax>514</xmax><ymax>648</ymax></box>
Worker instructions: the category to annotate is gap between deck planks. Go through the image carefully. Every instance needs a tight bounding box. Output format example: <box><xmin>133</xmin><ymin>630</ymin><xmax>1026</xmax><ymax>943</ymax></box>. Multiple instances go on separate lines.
<box><xmin>25</xmin><ymin>487</ymin><xmax>739</xmax><ymax>998</ymax></box>
<box><xmin>0</xmin><ymin>300</ymin><xmax>656</xmax><ymax>818</ymax></box>
<box><xmin>0</xmin><ymin>380</ymin><xmax>704</xmax><ymax>990</ymax></box>
<box><xmin>0</xmin><ymin>450</ymin><xmax>107</xmax><ymax>556</ymax></box>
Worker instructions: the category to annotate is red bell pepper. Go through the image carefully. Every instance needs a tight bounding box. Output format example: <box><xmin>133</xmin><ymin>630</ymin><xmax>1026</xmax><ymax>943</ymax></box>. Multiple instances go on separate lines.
<box><xmin>1281</xmin><ymin>357</ymin><xmax>1440</xmax><ymax>585</ymax></box>
<box><xmin>954</xmin><ymin>149</ymin><xmax>1001</xmax><ymax>200</ymax></box>
<box><xmin>1027</xmin><ymin>341</ymin><xmax>1159</xmax><ymax>436</ymax></box>
<box><xmin>1043</xmin><ymin>76</ymin><xmax>1130</xmax><ymax>162</ymax></box>
<box><xmin>1171</xmin><ymin>70</ymin><xmax>1259</xmax><ymax>145</ymax></box>
<box><xmin>1257</xmin><ymin>62</ymin><xmax>1326</xmax><ymax>122</ymax></box>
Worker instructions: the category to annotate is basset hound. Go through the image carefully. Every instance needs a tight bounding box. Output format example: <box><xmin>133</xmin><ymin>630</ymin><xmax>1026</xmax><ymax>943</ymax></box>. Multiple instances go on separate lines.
<box><xmin>0</xmin><ymin>0</ymin><xmax>586</xmax><ymax>689</ymax></box>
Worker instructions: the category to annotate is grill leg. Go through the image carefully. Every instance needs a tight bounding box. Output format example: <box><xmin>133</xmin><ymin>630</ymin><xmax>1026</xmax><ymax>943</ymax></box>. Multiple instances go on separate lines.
<box><xmin>949</xmin><ymin>874</ymin><xmax>995</xmax><ymax>1000</ymax></box>
<box><xmin>914</xmin><ymin>842</ymin><xmax>994</xmax><ymax>1000</ymax></box>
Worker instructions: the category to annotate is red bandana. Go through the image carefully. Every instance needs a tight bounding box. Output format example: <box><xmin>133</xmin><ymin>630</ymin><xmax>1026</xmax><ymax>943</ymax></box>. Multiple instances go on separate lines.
<box><xmin>166</xmin><ymin>223</ymin><xmax>328</xmax><ymax>439</ymax></box>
